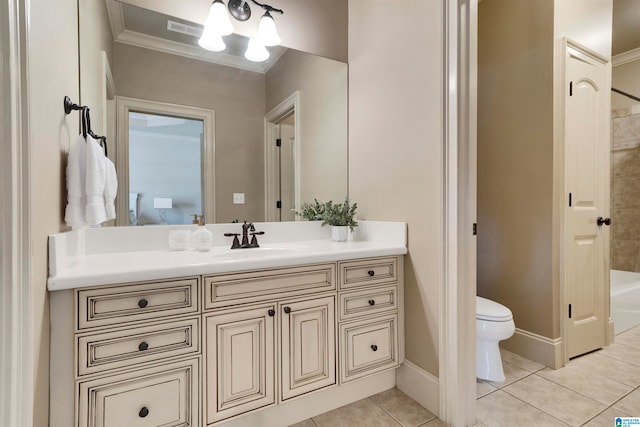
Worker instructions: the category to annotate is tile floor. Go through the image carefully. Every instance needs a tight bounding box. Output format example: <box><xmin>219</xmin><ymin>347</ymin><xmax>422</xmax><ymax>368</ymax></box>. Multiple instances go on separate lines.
<box><xmin>291</xmin><ymin>325</ymin><xmax>640</xmax><ymax>427</ymax></box>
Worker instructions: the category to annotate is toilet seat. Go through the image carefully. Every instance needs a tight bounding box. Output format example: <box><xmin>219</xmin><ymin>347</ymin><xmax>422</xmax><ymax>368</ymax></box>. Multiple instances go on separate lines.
<box><xmin>476</xmin><ymin>296</ymin><xmax>512</xmax><ymax>322</ymax></box>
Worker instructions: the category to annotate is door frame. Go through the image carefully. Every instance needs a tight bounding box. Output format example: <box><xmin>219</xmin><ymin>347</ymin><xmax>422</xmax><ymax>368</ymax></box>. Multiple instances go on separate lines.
<box><xmin>264</xmin><ymin>91</ymin><xmax>300</xmax><ymax>222</ymax></box>
<box><xmin>440</xmin><ymin>0</ymin><xmax>478</xmax><ymax>425</ymax></box>
<box><xmin>115</xmin><ymin>96</ymin><xmax>216</xmax><ymax>225</ymax></box>
<box><xmin>0</xmin><ymin>0</ymin><xmax>33</xmax><ymax>426</ymax></box>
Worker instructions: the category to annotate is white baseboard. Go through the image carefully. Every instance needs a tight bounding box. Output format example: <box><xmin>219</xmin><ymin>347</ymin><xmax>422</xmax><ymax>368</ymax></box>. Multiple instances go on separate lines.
<box><xmin>501</xmin><ymin>328</ymin><xmax>563</xmax><ymax>369</ymax></box>
<box><xmin>395</xmin><ymin>359</ymin><xmax>440</xmax><ymax>417</ymax></box>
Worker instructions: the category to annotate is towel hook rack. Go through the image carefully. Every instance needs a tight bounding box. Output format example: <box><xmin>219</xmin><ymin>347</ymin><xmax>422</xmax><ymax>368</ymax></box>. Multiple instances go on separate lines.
<box><xmin>63</xmin><ymin>96</ymin><xmax>108</xmax><ymax>156</ymax></box>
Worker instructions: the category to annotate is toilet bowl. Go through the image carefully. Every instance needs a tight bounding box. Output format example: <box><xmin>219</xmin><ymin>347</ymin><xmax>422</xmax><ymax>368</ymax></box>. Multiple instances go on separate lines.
<box><xmin>476</xmin><ymin>296</ymin><xmax>515</xmax><ymax>382</ymax></box>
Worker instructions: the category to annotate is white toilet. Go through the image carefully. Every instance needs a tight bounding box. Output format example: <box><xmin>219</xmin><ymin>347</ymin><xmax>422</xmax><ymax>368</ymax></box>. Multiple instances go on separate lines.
<box><xmin>476</xmin><ymin>296</ymin><xmax>515</xmax><ymax>382</ymax></box>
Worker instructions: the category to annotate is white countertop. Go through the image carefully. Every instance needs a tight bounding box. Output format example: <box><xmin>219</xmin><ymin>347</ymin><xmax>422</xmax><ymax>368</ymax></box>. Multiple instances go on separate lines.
<box><xmin>47</xmin><ymin>221</ymin><xmax>407</xmax><ymax>291</ymax></box>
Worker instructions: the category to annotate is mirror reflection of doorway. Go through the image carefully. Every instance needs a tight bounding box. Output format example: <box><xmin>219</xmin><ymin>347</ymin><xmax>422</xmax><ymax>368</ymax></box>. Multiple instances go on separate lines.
<box><xmin>128</xmin><ymin>112</ymin><xmax>204</xmax><ymax>225</ymax></box>
<box><xmin>278</xmin><ymin>112</ymin><xmax>296</xmax><ymax>222</ymax></box>
<box><xmin>116</xmin><ymin>96</ymin><xmax>215</xmax><ymax>226</ymax></box>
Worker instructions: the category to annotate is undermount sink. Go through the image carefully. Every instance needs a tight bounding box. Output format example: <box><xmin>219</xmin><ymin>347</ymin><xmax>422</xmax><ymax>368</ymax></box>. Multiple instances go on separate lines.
<box><xmin>213</xmin><ymin>246</ymin><xmax>299</xmax><ymax>260</ymax></box>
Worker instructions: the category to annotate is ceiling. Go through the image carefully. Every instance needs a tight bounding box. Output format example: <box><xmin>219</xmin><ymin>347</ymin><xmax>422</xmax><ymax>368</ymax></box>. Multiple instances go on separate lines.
<box><xmin>107</xmin><ymin>0</ymin><xmax>287</xmax><ymax>73</ymax></box>
<box><xmin>612</xmin><ymin>0</ymin><xmax>640</xmax><ymax>56</ymax></box>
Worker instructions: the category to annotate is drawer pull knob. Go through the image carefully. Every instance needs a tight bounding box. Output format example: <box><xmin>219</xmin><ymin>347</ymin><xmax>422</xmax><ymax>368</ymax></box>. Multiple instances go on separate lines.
<box><xmin>138</xmin><ymin>298</ymin><xmax>148</xmax><ymax>308</ymax></box>
<box><xmin>138</xmin><ymin>341</ymin><xmax>149</xmax><ymax>351</ymax></box>
<box><xmin>368</xmin><ymin>299</ymin><xmax>375</xmax><ymax>306</ymax></box>
<box><xmin>371</xmin><ymin>344</ymin><xmax>378</xmax><ymax>351</ymax></box>
<box><xmin>283</xmin><ymin>306</ymin><xmax>291</xmax><ymax>314</ymax></box>
<box><xmin>268</xmin><ymin>309</ymin><xmax>275</xmax><ymax>317</ymax></box>
<box><xmin>367</xmin><ymin>270</ymin><xmax>375</xmax><ymax>277</ymax></box>
<box><xmin>139</xmin><ymin>407</ymin><xmax>149</xmax><ymax>418</ymax></box>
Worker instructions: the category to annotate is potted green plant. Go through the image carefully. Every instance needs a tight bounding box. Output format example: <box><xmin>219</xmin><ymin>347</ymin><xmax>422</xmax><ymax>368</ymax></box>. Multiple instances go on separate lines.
<box><xmin>296</xmin><ymin>197</ymin><xmax>358</xmax><ymax>241</ymax></box>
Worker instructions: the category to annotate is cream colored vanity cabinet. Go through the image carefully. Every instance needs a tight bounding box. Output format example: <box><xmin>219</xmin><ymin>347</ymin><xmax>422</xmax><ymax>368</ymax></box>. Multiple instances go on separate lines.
<box><xmin>203</xmin><ymin>264</ymin><xmax>336</xmax><ymax>425</ymax></box>
<box><xmin>50</xmin><ymin>277</ymin><xmax>202</xmax><ymax>427</ymax></box>
<box><xmin>338</xmin><ymin>257</ymin><xmax>404</xmax><ymax>383</ymax></box>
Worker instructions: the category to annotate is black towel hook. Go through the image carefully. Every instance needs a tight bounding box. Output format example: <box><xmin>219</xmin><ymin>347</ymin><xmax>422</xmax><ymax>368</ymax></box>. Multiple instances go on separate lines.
<box><xmin>63</xmin><ymin>96</ymin><xmax>108</xmax><ymax>156</ymax></box>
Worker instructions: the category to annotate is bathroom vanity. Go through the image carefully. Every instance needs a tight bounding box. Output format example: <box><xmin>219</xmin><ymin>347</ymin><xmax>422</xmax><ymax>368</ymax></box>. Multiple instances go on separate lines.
<box><xmin>47</xmin><ymin>221</ymin><xmax>406</xmax><ymax>427</ymax></box>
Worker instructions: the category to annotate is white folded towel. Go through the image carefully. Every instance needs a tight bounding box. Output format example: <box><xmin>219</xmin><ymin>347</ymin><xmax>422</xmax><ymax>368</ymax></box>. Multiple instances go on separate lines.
<box><xmin>85</xmin><ymin>135</ymin><xmax>107</xmax><ymax>225</ymax></box>
<box><xmin>65</xmin><ymin>134</ymin><xmax>118</xmax><ymax>228</ymax></box>
<box><xmin>104</xmin><ymin>157</ymin><xmax>117</xmax><ymax>221</ymax></box>
<box><xmin>64</xmin><ymin>136</ymin><xmax>88</xmax><ymax>228</ymax></box>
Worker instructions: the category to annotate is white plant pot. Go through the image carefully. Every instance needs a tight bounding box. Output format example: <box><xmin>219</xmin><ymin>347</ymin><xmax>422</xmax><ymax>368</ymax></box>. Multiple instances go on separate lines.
<box><xmin>331</xmin><ymin>225</ymin><xmax>349</xmax><ymax>242</ymax></box>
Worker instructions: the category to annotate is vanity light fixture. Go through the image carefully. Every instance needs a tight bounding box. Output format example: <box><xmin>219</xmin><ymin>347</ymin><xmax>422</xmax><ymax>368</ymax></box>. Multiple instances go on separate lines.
<box><xmin>199</xmin><ymin>0</ymin><xmax>284</xmax><ymax>62</ymax></box>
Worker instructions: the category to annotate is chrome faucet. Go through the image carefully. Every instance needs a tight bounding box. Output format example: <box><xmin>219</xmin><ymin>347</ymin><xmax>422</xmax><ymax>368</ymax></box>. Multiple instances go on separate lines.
<box><xmin>224</xmin><ymin>221</ymin><xmax>264</xmax><ymax>249</ymax></box>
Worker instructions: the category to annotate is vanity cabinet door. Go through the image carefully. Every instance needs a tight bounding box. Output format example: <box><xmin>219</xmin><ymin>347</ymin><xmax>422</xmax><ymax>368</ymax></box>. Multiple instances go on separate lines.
<box><xmin>280</xmin><ymin>295</ymin><xmax>336</xmax><ymax>400</ymax></box>
<box><xmin>204</xmin><ymin>304</ymin><xmax>276</xmax><ymax>425</ymax></box>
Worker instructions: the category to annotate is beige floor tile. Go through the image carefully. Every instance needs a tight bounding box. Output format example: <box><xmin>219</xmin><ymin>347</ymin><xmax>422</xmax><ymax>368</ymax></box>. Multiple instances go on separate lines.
<box><xmin>614</xmin><ymin>329</ymin><xmax>640</xmax><ymax>349</ymax></box>
<box><xmin>535</xmin><ymin>365</ymin><xmax>633</xmax><ymax>405</ymax></box>
<box><xmin>488</xmin><ymin>361</ymin><xmax>532</xmax><ymax>388</ymax></box>
<box><xmin>569</xmin><ymin>352</ymin><xmax>640</xmax><ymax>387</ymax></box>
<box><xmin>418</xmin><ymin>419</ymin><xmax>450</xmax><ymax>427</ymax></box>
<box><xmin>289</xmin><ymin>420</ymin><xmax>317</xmax><ymax>427</ymax></box>
<box><xmin>370</xmin><ymin>388</ymin><xmax>436</xmax><ymax>427</ymax></box>
<box><xmin>476</xmin><ymin>380</ymin><xmax>498</xmax><ymax>398</ymax></box>
<box><xmin>473</xmin><ymin>421</ymin><xmax>489</xmax><ymax>427</ymax></box>
<box><xmin>597</xmin><ymin>341</ymin><xmax>640</xmax><ymax>367</ymax></box>
<box><xmin>476</xmin><ymin>390</ymin><xmax>569</xmax><ymax>427</ymax></box>
<box><xmin>582</xmin><ymin>407</ymin><xmax>632</xmax><ymax>427</ymax></box>
<box><xmin>312</xmin><ymin>398</ymin><xmax>401</xmax><ymax>427</ymax></box>
<box><xmin>613</xmin><ymin>388</ymin><xmax>640</xmax><ymax>416</ymax></box>
<box><xmin>502</xmin><ymin>375</ymin><xmax>605</xmax><ymax>426</ymax></box>
<box><xmin>499</xmin><ymin>349</ymin><xmax>545</xmax><ymax>373</ymax></box>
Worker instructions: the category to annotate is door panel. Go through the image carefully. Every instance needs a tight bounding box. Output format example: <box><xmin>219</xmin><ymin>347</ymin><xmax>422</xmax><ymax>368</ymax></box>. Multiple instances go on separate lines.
<box><xmin>565</xmin><ymin>44</ymin><xmax>609</xmax><ymax>358</ymax></box>
<box><xmin>204</xmin><ymin>305</ymin><xmax>275</xmax><ymax>424</ymax></box>
<box><xmin>280</xmin><ymin>296</ymin><xmax>335</xmax><ymax>400</ymax></box>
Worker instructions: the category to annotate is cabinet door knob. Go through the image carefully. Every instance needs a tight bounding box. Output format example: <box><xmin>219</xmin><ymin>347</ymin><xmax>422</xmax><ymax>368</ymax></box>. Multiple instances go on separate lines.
<box><xmin>367</xmin><ymin>270</ymin><xmax>375</xmax><ymax>277</ymax></box>
<box><xmin>268</xmin><ymin>309</ymin><xmax>275</xmax><ymax>317</ymax></box>
<box><xmin>371</xmin><ymin>344</ymin><xmax>378</xmax><ymax>351</ymax></box>
<box><xmin>597</xmin><ymin>216</ymin><xmax>612</xmax><ymax>226</ymax></box>
<box><xmin>368</xmin><ymin>299</ymin><xmax>375</xmax><ymax>306</ymax></box>
<box><xmin>137</xmin><ymin>298</ymin><xmax>148</xmax><ymax>308</ymax></box>
<box><xmin>139</xmin><ymin>407</ymin><xmax>149</xmax><ymax>418</ymax></box>
<box><xmin>138</xmin><ymin>341</ymin><xmax>149</xmax><ymax>351</ymax></box>
<box><xmin>283</xmin><ymin>306</ymin><xmax>291</xmax><ymax>314</ymax></box>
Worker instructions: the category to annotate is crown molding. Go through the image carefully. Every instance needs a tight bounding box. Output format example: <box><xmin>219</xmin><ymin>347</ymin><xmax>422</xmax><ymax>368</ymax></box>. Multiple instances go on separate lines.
<box><xmin>613</xmin><ymin>47</ymin><xmax>640</xmax><ymax>67</ymax></box>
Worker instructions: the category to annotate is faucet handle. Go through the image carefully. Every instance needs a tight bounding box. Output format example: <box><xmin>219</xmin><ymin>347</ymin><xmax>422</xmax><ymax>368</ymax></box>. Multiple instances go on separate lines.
<box><xmin>249</xmin><ymin>231</ymin><xmax>265</xmax><ymax>248</ymax></box>
<box><xmin>224</xmin><ymin>233</ymin><xmax>241</xmax><ymax>249</ymax></box>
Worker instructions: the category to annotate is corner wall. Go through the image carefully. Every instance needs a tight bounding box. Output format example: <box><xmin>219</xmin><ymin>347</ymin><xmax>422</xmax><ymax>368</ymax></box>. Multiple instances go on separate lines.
<box><xmin>28</xmin><ymin>0</ymin><xmax>80</xmax><ymax>425</ymax></box>
<box><xmin>348</xmin><ymin>0</ymin><xmax>443</xmax><ymax>377</ymax></box>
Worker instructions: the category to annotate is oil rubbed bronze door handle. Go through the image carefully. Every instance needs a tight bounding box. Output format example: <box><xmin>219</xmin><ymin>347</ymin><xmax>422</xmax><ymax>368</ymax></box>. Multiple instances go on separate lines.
<box><xmin>597</xmin><ymin>217</ymin><xmax>611</xmax><ymax>226</ymax></box>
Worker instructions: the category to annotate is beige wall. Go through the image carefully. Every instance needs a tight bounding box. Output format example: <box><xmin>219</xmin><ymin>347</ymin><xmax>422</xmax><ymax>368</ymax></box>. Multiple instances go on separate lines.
<box><xmin>348</xmin><ymin>0</ymin><xmax>443</xmax><ymax>376</ymax></box>
<box><xmin>613</xmin><ymin>59</ymin><xmax>640</xmax><ymax>109</ymax></box>
<box><xmin>266</xmin><ymin>49</ymin><xmax>348</xmax><ymax>203</ymax></box>
<box><xmin>117</xmin><ymin>0</ymin><xmax>348</xmax><ymax>62</ymax></box>
<box><xmin>113</xmin><ymin>43</ymin><xmax>266</xmax><ymax>223</ymax></box>
<box><xmin>28</xmin><ymin>0</ymin><xmax>80</xmax><ymax>425</ymax></box>
<box><xmin>79</xmin><ymin>0</ymin><xmax>113</xmax><ymax>137</ymax></box>
<box><xmin>477</xmin><ymin>0</ymin><xmax>556</xmax><ymax>338</ymax></box>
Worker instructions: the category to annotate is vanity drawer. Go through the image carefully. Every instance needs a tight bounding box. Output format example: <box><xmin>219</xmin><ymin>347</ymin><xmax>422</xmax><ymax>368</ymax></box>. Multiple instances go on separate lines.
<box><xmin>77</xmin><ymin>278</ymin><xmax>199</xmax><ymax>330</ymax></box>
<box><xmin>340</xmin><ymin>314</ymin><xmax>398</xmax><ymax>383</ymax></box>
<box><xmin>77</xmin><ymin>357</ymin><xmax>200</xmax><ymax>427</ymax></box>
<box><xmin>339</xmin><ymin>285</ymin><xmax>398</xmax><ymax>321</ymax></box>
<box><xmin>76</xmin><ymin>317</ymin><xmax>200</xmax><ymax>377</ymax></box>
<box><xmin>339</xmin><ymin>257</ymin><xmax>398</xmax><ymax>290</ymax></box>
<box><xmin>204</xmin><ymin>263</ymin><xmax>335</xmax><ymax>309</ymax></box>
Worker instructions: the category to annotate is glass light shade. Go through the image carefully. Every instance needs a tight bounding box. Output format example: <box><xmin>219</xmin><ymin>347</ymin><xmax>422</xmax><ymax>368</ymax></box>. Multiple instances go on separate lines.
<box><xmin>205</xmin><ymin>0</ymin><xmax>233</xmax><ymax>36</ymax></box>
<box><xmin>198</xmin><ymin>26</ymin><xmax>226</xmax><ymax>51</ymax></box>
<box><xmin>244</xmin><ymin>38</ymin><xmax>270</xmax><ymax>62</ymax></box>
<box><xmin>257</xmin><ymin>12</ymin><xmax>281</xmax><ymax>46</ymax></box>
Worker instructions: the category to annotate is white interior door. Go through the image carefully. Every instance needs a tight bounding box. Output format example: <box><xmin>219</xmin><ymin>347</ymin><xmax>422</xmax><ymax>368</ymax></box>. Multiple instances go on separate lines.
<box><xmin>279</xmin><ymin>123</ymin><xmax>296</xmax><ymax>221</ymax></box>
<box><xmin>564</xmin><ymin>42</ymin><xmax>610</xmax><ymax>358</ymax></box>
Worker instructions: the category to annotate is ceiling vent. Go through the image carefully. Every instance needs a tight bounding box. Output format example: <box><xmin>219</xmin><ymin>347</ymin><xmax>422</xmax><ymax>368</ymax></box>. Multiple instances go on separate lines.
<box><xmin>167</xmin><ymin>20</ymin><xmax>202</xmax><ymax>37</ymax></box>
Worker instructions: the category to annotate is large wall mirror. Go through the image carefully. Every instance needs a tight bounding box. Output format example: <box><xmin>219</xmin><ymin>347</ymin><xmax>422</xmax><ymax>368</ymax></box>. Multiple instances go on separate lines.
<box><xmin>79</xmin><ymin>0</ymin><xmax>348</xmax><ymax>226</ymax></box>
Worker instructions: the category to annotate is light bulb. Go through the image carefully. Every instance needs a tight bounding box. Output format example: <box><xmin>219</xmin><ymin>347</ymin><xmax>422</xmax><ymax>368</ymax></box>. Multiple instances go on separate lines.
<box><xmin>199</xmin><ymin>26</ymin><xmax>226</xmax><ymax>51</ymax></box>
<box><xmin>205</xmin><ymin>0</ymin><xmax>233</xmax><ymax>36</ymax></box>
<box><xmin>257</xmin><ymin>11</ymin><xmax>281</xmax><ymax>46</ymax></box>
<box><xmin>244</xmin><ymin>38</ymin><xmax>270</xmax><ymax>62</ymax></box>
